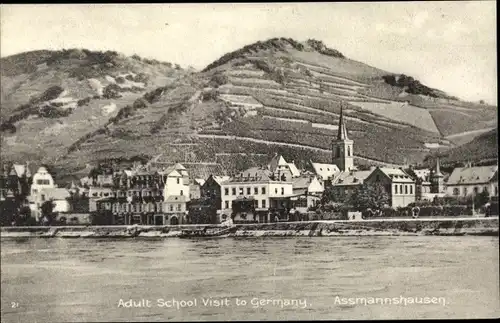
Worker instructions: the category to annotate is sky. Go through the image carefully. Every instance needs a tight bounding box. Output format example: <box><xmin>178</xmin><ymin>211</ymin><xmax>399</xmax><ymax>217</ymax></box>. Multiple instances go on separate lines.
<box><xmin>0</xmin><ymin>2</ymin><xmax>497</xmax><ymax>104</ymax></box>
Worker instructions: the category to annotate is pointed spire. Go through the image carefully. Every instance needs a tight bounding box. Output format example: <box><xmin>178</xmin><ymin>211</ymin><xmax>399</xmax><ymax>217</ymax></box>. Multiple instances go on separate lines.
<box><xmin>337</xmin><ymin>101</ymin><xmax>349</xmax><ymax>140</ymax></box>
<box><xmin>434</xmin><ymin>157</ymin><xmax>443</xmax><ymax>177</ymax></box>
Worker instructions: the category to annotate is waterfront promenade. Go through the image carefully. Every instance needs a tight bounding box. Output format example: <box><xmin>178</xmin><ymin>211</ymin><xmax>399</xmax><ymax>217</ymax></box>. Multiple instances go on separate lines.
<box><xmin>1</xmin><ymin>217</ymin><xmax>498</xmax><ymax>238</ymax></box>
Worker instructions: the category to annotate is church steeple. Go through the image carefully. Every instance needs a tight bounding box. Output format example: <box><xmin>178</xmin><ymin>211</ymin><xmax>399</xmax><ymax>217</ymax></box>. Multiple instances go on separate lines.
<box><xmin>433</xmin><ymin>157</ymin><xmax>443</xmax><ymax>178</ymax></box>
<box><xmin>332</xmin><ymin>101</ymin><xmax>354</xmax><ymax>172</ymax></box>
<box><xmin>337</xmin><ymin>103</ymin><xmax>349</xmax><ymax>140</ymax></box>
<box><xmin>430</xmin><ymin>157</ymin><xmax>444</xmax><ymax>193</ymax></box>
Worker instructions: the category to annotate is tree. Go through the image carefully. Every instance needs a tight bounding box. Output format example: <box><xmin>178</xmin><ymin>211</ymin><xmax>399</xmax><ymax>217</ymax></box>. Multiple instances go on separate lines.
<box><xmin>474</xmin><ymin>191</ymin><xmax>490</xmax><ymax>208</ymax></box>
<box><xmin>348</xmin><ymin>183</ymin><xmax>390</xmax><ymax>211</ymax></box>
<box><xmin>40</xmin><ymin>200</ymin><xmax>56</xmax><ymax>225</ymax></box>
<box><xmin>321</xmin><ymin>183</ymin><xmax>349</xmax><ymax>204</ymax></box>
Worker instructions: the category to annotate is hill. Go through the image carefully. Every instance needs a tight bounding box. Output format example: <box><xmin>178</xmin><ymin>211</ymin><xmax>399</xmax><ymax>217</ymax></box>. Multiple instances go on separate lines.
<box><xmin>1</xmin><ymin>38</ymin><xmax>497</xmax><ymax>180</ymax></box>
<box><xmin>0</xmin><ymin>48</ymin><xmax>189</xmax><ymax>164</ymax></box>
<box><xmin>425</xmin><ymin>128</ymin><xmax>498</xmax><ymax>168</ymax></box>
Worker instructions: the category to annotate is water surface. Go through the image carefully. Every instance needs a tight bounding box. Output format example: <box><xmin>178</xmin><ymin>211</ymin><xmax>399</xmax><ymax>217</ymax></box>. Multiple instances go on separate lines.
<box><xmin>1</xmin><ymin>236</ymin><xmax>499</xmax><ymax>321</ymax></box>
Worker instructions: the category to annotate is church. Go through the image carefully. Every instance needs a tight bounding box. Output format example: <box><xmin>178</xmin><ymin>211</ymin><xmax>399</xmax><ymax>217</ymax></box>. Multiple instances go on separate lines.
<box><xmin>311</xmin><ymin>103</ymin><xmax>418</xmax><ymax>208</ymax></box>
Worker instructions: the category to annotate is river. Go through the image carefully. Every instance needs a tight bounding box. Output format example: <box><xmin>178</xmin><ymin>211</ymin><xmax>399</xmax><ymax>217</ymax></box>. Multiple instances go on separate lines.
<box><xmin>1</xmin><ymin>236</ymin><xmax>499</xmax><ymax>321</ymax></box>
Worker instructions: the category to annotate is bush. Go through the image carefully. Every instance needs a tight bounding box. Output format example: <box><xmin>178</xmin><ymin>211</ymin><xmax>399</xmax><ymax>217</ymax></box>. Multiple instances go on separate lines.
<box><xmin>77</xmin><ymin>97</ymin><xmax>91</xmax><ymax>107</ymax></box>
<box><xmin>38</xmin><ymin>105</ymin><xmax>73</xmax><ymax>118</ymax></box>
<box><xmin>102</xmin><ymin>84</ymin><xmax>122</xmax><ymax>99</ymax></box>
<box><xmin>209</xmin><ymin>73</ymin><xmax>229</xmax><ymax>88</ymax></box>
<box><xmin>0</xmin><ymin>122</ymin><xmax>16</xmax><ymax>133</ymax></box>
<box><xmin>29</xmin><ymin>86</ymin><xmax>65</xmax><ymax>104</ymax></box>
<box><xmin>115</xmin><ymin>76</ymin><xmax>126</xmax><ymax>84</ymax></box>
<box><xmin>382</xmin><ymin>74</ymin><xmax>443</xmax><ymax>98</ymax></box>
<box><xmin>306</xmin><ymin>39</ymin><xmax>345</xmax><ymax>58</ymax></box>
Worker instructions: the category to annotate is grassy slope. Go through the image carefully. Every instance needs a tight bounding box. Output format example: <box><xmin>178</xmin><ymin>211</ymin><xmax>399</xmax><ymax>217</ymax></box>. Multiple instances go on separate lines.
<box><xmin>1</xmin><ymin>39</ymin><xmax>497</xmax><ymax>178</ymax></box>
<box><xmin>430</xmin><ymin>128</ymin><xmax>498</xmax><ymax>167</ymax></box>
<box><xmin>0</xmin><ymin>49</ymin><xmax>189</xmax><ymax>166</ymax></box>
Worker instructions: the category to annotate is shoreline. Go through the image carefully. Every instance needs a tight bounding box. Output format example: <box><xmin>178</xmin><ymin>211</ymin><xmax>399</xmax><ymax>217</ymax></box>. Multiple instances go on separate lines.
<box><xmin>1</xmin><ymin>217</ymin><xmax>498</xmax><ymax>238</ymax></box>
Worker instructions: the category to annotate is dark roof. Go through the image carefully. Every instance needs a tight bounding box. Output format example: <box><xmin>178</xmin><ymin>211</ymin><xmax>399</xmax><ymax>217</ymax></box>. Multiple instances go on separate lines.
<box><xmin>230</xmin><ymin>167</ymin><xmax>272</xmax><ymax>182</ymax></box>
<box><xmin>293</xmin><ymin>176</ymin><xmax>312</xmax><ymax>189</ymax></box>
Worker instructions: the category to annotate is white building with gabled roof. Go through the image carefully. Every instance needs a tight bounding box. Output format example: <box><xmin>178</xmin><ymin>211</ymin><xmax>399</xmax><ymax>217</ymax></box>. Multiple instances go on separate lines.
<box><xmin>268</xmin><ymin>154</ymin><xmax>301</xmax><ymax>181</ymax></box>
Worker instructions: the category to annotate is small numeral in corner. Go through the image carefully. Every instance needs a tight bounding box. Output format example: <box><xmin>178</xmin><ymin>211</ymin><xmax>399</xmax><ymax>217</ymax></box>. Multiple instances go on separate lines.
<box><xmin>11</xmin><ymin>302</ymin><xmax>19</xmax><ymax>308</ymax></box>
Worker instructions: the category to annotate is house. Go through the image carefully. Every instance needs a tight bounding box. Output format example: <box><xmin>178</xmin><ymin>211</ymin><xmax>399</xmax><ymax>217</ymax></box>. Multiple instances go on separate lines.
<box><xmin>363</xmin><ymin>167</ymin><xmax>416</xmax><ymax>208</ymax></box>
<box><xmin>29</xmin><ymin>188</ymin><xmax>71</xmax><ymax>220</ymax></box>
<box><xmin>189</xmin><ymin>178</ymin><xmax>205</xmax><ymax>200</ymax></box>
<box><xmin>200</xmin><ymin>175</ymin><xmax>229</xmax><ymax>204</ymax></box>
<box><xmin>291</xmin><ymin>175</ymin><xmax>324</xmax><ymax>212</ymax></box>
<box><xmin>330</xmin><ymin>169</ymin><xmax>372</xmax><ymax>202</ymax></box>
<box><xmin>108</xmin><ymin>167</ymin><xmax>164</xmax><ymax>225</ymax></box>
<box><xmin>162</xmin><ymin>166</ymin><xmax>191</xmax><ymax>225</ymax></box>
<box><xmin>268</xmin><ymin>154</ymin><xmax>301</xmax><ymax>181</ymax></box>
<box><xmin>186</xmin><ymin>175</ymin><xmax>229</xmax><ymax>224</ymax></box>
<box><xmin>1</xmin><ymin>162</ymin><xmax>32</xmax><ymax>201</ymax></box>
<box><xmin>88</xmin><ymin>187</ymin><xmax>114</xmax><ymax>212</ymax></box>
<box><xmin>311</xmin><ymin>161</ymin><xmax>341</xmax><ymax>187</ymax></box>
<box><xmin>220</xmin><ymin>167</ymin><xmax>293</xmax><ymax>223</ymax></box>
<box><xmin>164</xmin><ymin>195</ymin><xmax>188</xmax><ymax>225</ymax></box>
<box><xmin>30</xmin><ymin>166</ymin><xmax>56</xmax><ymax>196</ymax></box>
<box><xmin>412</xmin><ymin>158</ymin><xmax>446</xmax><ymax>201</ymax></box>
<box><xmin>446</xmin><ymin>165</ymin><xmax>498</xmax><ymax>198</ymax></box>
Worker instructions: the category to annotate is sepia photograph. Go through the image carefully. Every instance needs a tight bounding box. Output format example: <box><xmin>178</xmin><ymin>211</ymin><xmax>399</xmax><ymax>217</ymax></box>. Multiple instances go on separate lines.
<box><xmin>0</xmin><ymin>2</ymin><xmax>498</xmax><ymax>321</ymax></box>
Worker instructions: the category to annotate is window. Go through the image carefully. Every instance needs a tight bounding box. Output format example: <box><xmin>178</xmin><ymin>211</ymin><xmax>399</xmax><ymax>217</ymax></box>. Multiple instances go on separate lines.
<box><xmin>41</xmin><ymin>194</ymin><xmax>45</xmax><ymax>201</ymax></box>
<box><xmin>473</xmin><ymin>187</ymin><xmax>479</xmax><ymax>194</ymax></box>
<box><xmin>177</xmin><ymin>204</ymin><xmax>181</xmax><ymax>211</ymax></box>
<box><xmin>483</xmin><ymin>187</ymin><xmax>489</xmax><ymax>194</ymax></box>
<box><xmin>281</xmin><ymin>187</ymin><xmax>284</xmax><ymax>195</ymax></box>
<box><xmin>180</xmin><ymin>190</ymin><xmax>183</xmax><ymax>196</ymax></box>
<box><xmin>261</xmin><ymin>200</ymin><xmax>266</xmax><ymax>208</ymax></box>
<box><xmin>225</xmin><ymin>201</ymin><xmax>229</xmax><ymax>209</ymax></box>
<box><xmin>453</xmin><ymin>188</ymin><xmax>459</xmax><ymax>196</ymax></box>
<box><xmin>246</xmin><ymin>187</ymin><xmax>251</xmax><ymax>195</ymax></box>
<box><xmin>225</xmin><ymin>188</ymin><xmax>229</xmax><ymax>195</ymax></box>
<box><xmin>400</xmin><ymin>185</ymin><xmax>403</xmax><ymax>193</ymax></box>
<box><xmin>254</xmin><ymin>187</ymin><xmax>258</xmax><ymax>195</ymax></box>
<box><xmin>347</xmin><ymin>146</ymin><xmax>351</xmax><ymax>157</ymax></box>
<box><xmin>169</xmin><ymin>205</ymin><xmax>173</xmax><ymax>212</ymax></box>
<box><xmin>32</xmin><ymin>189</ymin><xmax>37</xmax><ymax>194</ymax></box>
<box><xmin>262</xmin><ymin>187</ymin><xmax>266</xmax><ymax>195</ymax></box>
<box><xmin>239</xmin><ymin>187</ymin><xmax>243</xmax><ymax>195</ymax></box>
<box><xmin>410</xmin><ymin>185</ymin><xmax>413</xmax><ymax>194</ymax></box>
<box><xmin>232</xmin><ymin>188</ymin><xmax>236</xmax><ymax>195</ymax></box>
<box><xmin>275</xmin><ymin>188</ymin><xmax>278</xmax><ymax>194</ymax></box>
<box><xmin>404</xmin><ymin>185</ymin><xmax>408</xmax><ymax>194</ymax></box>
<box><xmin>394</xmin><ymin>185</ymin><xmax>398</xmax><ymax>194</ymax></box>
<box><xmin>463</xmin><ymin>187</ymin><xmax>468</xmax><ymax>196</ymax></box>
<box><xmin>176</xmin><ymin>178</ymin><xmax>180</xmax><ymax>184</ymax></box>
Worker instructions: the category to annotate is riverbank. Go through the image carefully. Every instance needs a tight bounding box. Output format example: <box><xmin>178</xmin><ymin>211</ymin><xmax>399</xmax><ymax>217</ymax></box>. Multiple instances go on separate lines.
<box><xmin>1</xmin><ymin>217</ymin><xmax>498</xmax><ymax>238</ymax></box>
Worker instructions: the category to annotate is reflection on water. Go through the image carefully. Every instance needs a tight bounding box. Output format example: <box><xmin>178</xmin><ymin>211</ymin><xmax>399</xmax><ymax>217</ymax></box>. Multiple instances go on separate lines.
<box><xmin>1</xmin><ymin>236</ymin><xmax>499</xmax><ymax>322</ymax></box>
